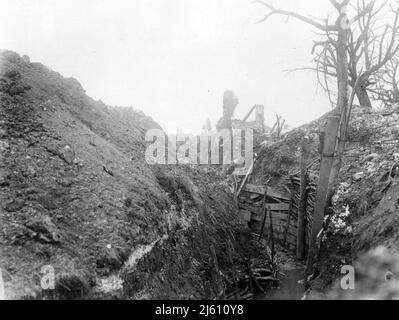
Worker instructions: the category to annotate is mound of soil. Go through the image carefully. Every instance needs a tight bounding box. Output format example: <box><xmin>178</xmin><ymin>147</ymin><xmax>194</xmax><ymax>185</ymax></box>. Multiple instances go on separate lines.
<box><xmin>0</xmin><ymin>50</ymin><xmax>265</xmax><ymax>300</ymax></box>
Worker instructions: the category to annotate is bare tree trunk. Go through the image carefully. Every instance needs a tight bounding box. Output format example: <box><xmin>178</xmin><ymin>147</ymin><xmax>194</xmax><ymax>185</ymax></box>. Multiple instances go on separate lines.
<box><xmin>355</xmin><ymin>85</ymin><xmax>372</xmax><ymax>108</ymax></box>
<box><xmin>305</xmin><ymin>22</ymin><xmax>349</xmax><ymax>276</ymax></box>
<box><xmin>327</xmin><ymin>79</ymin><xmax>359</xmax><ymax>201</ymax></box>
<box><xmin>393</xmin><ymin>88</ymin><xmax>399</xmax><ymax>103</ymax></box>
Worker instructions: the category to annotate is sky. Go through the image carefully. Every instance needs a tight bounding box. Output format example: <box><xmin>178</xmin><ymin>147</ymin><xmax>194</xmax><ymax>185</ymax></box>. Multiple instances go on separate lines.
<box><xmin>0</xmin><ymin>0</ymin><xmax>339</xmax><ymax>133</ymax></box>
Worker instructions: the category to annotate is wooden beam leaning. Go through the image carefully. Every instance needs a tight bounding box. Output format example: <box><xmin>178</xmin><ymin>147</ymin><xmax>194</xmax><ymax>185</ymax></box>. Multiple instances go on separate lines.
<box><xmin>236</xmin><ymin>159</ymin><xmax>257</xmax><ymax>197</ymax></box>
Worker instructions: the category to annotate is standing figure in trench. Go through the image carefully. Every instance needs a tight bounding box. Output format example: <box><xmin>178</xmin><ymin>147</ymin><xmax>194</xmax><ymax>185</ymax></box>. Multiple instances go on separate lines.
<box><xmin>216</xmin><ymin>90</ymin><xmax>239</xmax><ymax>132</ymax></box>
<box><xmin>216</xmin><ymin>90</ymin><xmax>239</xmax><ymax>172</ymax></box>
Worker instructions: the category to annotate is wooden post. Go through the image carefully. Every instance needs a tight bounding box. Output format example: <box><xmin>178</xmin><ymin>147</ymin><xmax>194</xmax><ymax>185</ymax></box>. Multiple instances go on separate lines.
<box><xmin>258</xmin><ymin>188</ymin><xmax>268</xmax><ymax>241</ymax></box>
<box><xmin>283</xmin><ymin>183</ymin><xmax>294</xmax><ymax>248</ymax></box>
<box><xmin>296</xmin><ymin>136</ymin><xmax>310</xmax><ymax>260</ymax></box>
<box><xmin>268</xmin><ymin>207</ymin><xmax>275</xmax><ymax>264</ymax></box>
<box><xmin>305</xmin><ymin>16</ymin><xmax>349</xmax><ymax>276</ymax></box>
<box><xmin>305</xmin><ymin>115</ymin><xmax>340</xmax><ymax>275</ymax></box>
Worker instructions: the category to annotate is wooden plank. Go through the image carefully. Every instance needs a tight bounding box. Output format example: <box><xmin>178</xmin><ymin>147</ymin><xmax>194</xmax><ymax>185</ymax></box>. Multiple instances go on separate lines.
<box><xmin>283</xmin><ymin>188</ymin><xmax>294</xmax><ymax>247</ymax></box>
<box><xmin>258</xmin><ymin>193</ymin><xmax>268</xmax><ymax>241</ymax></box>
<box><xmin>242</xmin><ymin>105</ymin><xmax>257</xmax><ymax>122</ymax></box>
<box><xmin>271</xmin><ymin>212</ymin><xmax>289</xmax><ymax>222</ymax></box>
<box><xmin>249</xmin><ymin>194</ymin><xmax>261</xmax><ymax>200</ymax></box>
<box><xmin>252</xmin><ymin>211</ymin><xmax>289</xmax><ymax>223</ymax></box>
<box><xmin>266</xmin><ymin>203</ymin><xmax>290</xmax><ymax>211</ymax></box>
<box><xmin>238</xmin><ymin>202</ymin><xmax>289</xmax><ymax>214</ymax></box>
<box><xmin>244</xmin><ymin>184</ymin><xmax>265</xmax><ymax>194</ymax></box>
<box><xmin>255</xmin><ymin>215</ymin><xmax>287</xmax><ymax>227</ymax></box>
<box><xmin>243</xmin><ymin>184</ymin><xmax>290</xmax><ymax>201</ymax></box>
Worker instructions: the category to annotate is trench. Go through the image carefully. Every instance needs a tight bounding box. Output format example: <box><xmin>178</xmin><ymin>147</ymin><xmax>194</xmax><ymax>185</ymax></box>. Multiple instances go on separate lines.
<box><xmin>92</xmin><ymin>170</ymin><xmax>315</xmax><ymax>300</ymax></box>
<box><xmin>234</xmin><ymin>174</ymin><xmax>319</xmax><ymax>300</ymax></box>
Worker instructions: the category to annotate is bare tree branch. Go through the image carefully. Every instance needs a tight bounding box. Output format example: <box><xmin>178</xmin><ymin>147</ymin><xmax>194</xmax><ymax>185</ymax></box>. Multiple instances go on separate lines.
<box><xmin>254</xmin><ymin>1</ymin><xmax>338</xmax><ymax>31</ymax></box>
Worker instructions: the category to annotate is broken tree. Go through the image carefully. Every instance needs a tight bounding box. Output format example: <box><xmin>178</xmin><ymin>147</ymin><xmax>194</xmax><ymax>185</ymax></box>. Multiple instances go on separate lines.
<box><xmin>255</xmin><ymin>0</ymin><xmax>375</xmax><ymax>274</ymax></box>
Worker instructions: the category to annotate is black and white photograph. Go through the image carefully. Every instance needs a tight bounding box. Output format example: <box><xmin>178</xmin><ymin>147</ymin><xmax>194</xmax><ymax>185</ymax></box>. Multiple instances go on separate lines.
<box><xmin>1</xmin><ymin>0</ymin><xmax>399</xmax><ymax>306</ymax></box>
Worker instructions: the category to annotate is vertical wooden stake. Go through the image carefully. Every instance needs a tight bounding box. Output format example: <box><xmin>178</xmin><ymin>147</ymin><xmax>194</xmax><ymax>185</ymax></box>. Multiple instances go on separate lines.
<box><xmin>258</xmin><ymin>188</ymin><xmax>268</xmax><ymax>241</ymax></box>
<box><xmin>283</xmin><ymin>185</ymin><xmax>294</xmax><ymax>248</ymax></box>
<box><xmin>306</xmin><ymin>19</ymin><xmax>349</xmax><ymax>276</ymax></box>
<box><xmin>268</xmin><ymin>207</ymin><xmax>275</xmax><ymax>264</ymax></box>
<box><xmin>305</xmin><ymin>115</ymin><xmax>341</xmax><ymax>275</ymax></box>
<box><xmin>296</xmin><ymin>136</ymin><xmax>309</xmax><ymax>260</ymax></box>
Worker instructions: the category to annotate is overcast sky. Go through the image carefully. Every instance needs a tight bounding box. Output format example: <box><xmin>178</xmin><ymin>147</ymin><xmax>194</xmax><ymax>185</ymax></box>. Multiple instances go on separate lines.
<box><xmin>1</xmin><ymin>0</ymin><xmax>340</xmax><ymax>133</ymax></box>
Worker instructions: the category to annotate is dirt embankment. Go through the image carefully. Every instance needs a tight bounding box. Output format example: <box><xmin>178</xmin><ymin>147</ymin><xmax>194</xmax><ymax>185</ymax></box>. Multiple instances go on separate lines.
<box><xmin>0</xmin><ymin>50</ymin><xmax>264</xmax><ymax>300</ymax></box>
